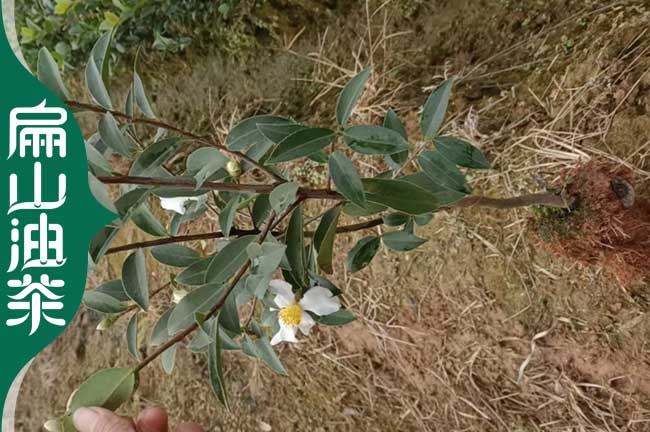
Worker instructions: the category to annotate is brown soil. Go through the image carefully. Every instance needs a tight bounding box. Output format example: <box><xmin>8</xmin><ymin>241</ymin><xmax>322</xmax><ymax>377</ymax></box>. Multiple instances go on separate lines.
<box><xmin>534</xmin><ymin>161</ymin><xmax>650</xmax><ymax>285</ymax></box>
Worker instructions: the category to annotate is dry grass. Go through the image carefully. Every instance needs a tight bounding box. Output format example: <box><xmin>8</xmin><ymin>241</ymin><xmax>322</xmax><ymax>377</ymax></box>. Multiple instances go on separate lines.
<box><xmin>15</xmin><ymin>1</ymin><xmax>650</xmax><ymax>431</ymax></box>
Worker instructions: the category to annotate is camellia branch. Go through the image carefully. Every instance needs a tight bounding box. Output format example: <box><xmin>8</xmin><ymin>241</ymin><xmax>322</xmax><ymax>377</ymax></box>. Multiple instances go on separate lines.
<box><xmin>66</xmin><ymin>100</ymin><xmax>285</xmax><ymax>183</ymax></box>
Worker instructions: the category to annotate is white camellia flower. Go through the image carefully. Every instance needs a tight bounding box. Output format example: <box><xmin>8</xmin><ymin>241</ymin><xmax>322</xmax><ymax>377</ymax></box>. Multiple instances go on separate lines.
<box><xmin>159</xmin><ymin>196</ymin><xmax>201</xmax><ymax>215</ymax></box>
<box><xmin>269</xmin><ymin>279</ymin><xmax>341</xmax><ymax>345</ymax></box>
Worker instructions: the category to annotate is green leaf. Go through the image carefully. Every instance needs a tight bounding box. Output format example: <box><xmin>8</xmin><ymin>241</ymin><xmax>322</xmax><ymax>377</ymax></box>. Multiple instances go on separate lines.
<box><xmin>129</xmin><ymin>138</ymin><xmax>180</xmax><ymax>177</ymax></box>
<box><xmin>152</xmin><ymin>244</ymin><xmax>201</xmax><ymax>267</ymax></box>
<box><xmin>94</xmin><ymin>279</ymin><xmax>130</xmax><ymax>302</ymax></box>
<box><xmin>346</xmin><ymin>236</ymin><xmax>381</xmax><ymax>273</ymax></box>
<box><xmin>384</xmin><ymin>109</ymin><xmax>408</xmax><ymax>167</ymax></box>
<box><xmin>361</xmin><ymin>178</ymin><xmax>439</xmax><ymax>214</ymax></box>
<box><xmin>314</xmin><ymin>206</ymin><xmax>341</xmax><ymax>274</ymax></box>
<box><xmin>176</xmin><ymin>258</ymin><xmax>211</xmax><ymax>286</ymax></box>
<box><xmin>88</xmin><ymin>172</ymin><xmax>118</xmax><ymax>214</ymax></box>
<box><xmin>226</xmin><ymin>115</ymin><xmax>293</xmax><ymax>151</ymax></box>
<box><xmin>343</xmin><ymin>125</ymin><xmax>409</xmax><ymax>155</ymax></box>
<box><xmin>168</xmin><ymin>283</ymin><xmax>223</xmax><ymax>334</ymax></box>
<box><xmin>268</xmin><ymin>127</ymin><xmax>335</xmax><ymax>163</ymax></box>
<box><xmin>37</xmin><ymin>48</ymin><xmax>70</xmax><ymax>100</ymax></box>
<box><xmin>220</xmin><ymin>291</ymin><xmax>241</xmax><ymax>335</ymax></box>
<box><xmin>219</xmin><ymin>195</ymin><xmax>241</xmax><ymax>237</ymax></box>
<box><xmin>336</xmin><ymin>68</ymin><xmax>371</xmax><ymax>125</ymax></box>
<box><xmin>121</xmin><ymin>249</ymin><xmax>149</xmax><ymax>311</ymax></box>
<box><xmin>67</xmin><ymin>368</ymin><xmax>136</xmax><ymax>413</ymax></box>
<box><xmin>400</xmin><ymin>172</ymin><xmax>468</xmax><ymax>206</ymax></box>
<box><xmin>83</xmin><ymin>290</ymin><xmax>128</xmax><ymax>314</ymax></box>
<box><xmin>126</xmin><ymin>313</ymin><xmax>141</xmax><ymax>360</ymax></box>
<box><xmin>150</xmin><ymin>307</ymin><xmax>175</xmax><ymax>345</ymax></box>
<box><xmin>186</xmin><ymin>148</ymin><xmax>229</xmax><ymax>188</ymax></box>
<box><xmin>208</xmin><ymin>314</ymin><xmax>229</xmax><ymax>408</ymax></box>
<box><xmin>134</xmin><ymin>72</ymin><xmax>156</xmax><ymax>118</ymax></box>
<box><xmin>383</xmin><ymin>213</ymin><xmax>409</xmax><ymax>227</ymax></box>
<box><xmin>252</xmin><ymin>194</ymin><xmax>271</xmax><ymax>228</ymax></box>
<box><xmin>205</xmin><ymin>236</ymin><xmax>257</xmax><ymax>284</ymax></box>
<box><xmin>342</xmin><ymin>200</ymin><xmax>386</xmax><ymax>217</ymax></box>
<box><xmin>286</xmin><ymin>205</ymin><xmax>306</xmax><ymax>285</ymax></box>
<box><xmin>258</xmin><ymin>122</ymin><xmax>305</xmax><ymax>144</ymax></box>
<box><xmin>434</xmin><ymin>136</ymin><xmax>490</xmax><ymax>169</ymax></box>
<box><xmin>85</xmin><ymin>53</ymin><xmax>112</xmax><ymax>109</ymax></box>
<box><xmin>316</xmin><ymin>309</ymin><xmax>356</xmax><ymax>326</ymax></box>
<box><xmin>130</xmin><ymin>204</ymin><xmax>167</xmax><ymax>237</ymax></box>
<box><xmin>98</xmin><ymin>113</ymin><xmax>132</xmax><ymax>158</ymax></box>
<box><xmin>269</xmin><ymin>182</ymin><xmax>299</xmax><ymax>214</ymax></box>
<box><xmin>329</xmin><ymin>151</ymin><xmax>366</xmax><ymax>206</ymax></box>
<box><xmin>91</xmin><ymin>32</ymin><xmax>112</xmax><ymax>84</ymax></box>
<box><xmin>161</xmin><ymin>343</ymin><xmax>178</xmax><ymax>375</ymax></box>
<box><xmin>421</xmin><ymin>79</ymin><xmax>452</xmax><ymax>138</ymax></box>
<box><xmin>382</xmin><ymin>230</ymin><xmax>427</xmax><ymax>251</ymax></box>
<box><xmin>418</xmin><ymin>150</ymin><xmax>471</xmax><ymax>194</ymax></box>
<box><xmin>86</xmin><ymin>142</ymin><xmax>112</xmax><ymax>176</ymax></box>
<box><xmin>242</xmin><ymin>335</ymin><xmax>288</xmax><ymax>376</ymax></box>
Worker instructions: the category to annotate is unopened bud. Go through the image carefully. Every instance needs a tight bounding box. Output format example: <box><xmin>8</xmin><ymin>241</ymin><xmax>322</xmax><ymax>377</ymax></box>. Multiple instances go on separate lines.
<box><xmin>96</xmin><ymin>316</ymin><xmax>115</xmax><ymax>331</ymax></box>
<box><xmin>43</xmin><ymin>419</ymin><xmax>61</xmax><ymax>432</ymax></box>
<box><xmin>173</xmin><ymin>288</ymin><xmax>189</xmax><ymax>304</ymax></box>
<box><xmin>226</xmin><ymin>160</ymin><xmax>242</xmax><ymax>178</ymax></box>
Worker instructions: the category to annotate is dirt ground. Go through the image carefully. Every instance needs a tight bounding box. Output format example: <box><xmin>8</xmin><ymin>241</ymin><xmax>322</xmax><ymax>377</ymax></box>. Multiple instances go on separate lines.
<box><xmin>14</xmin><ymin>1</ymin><xmax>650</xmax><ymax>431</ymax></box>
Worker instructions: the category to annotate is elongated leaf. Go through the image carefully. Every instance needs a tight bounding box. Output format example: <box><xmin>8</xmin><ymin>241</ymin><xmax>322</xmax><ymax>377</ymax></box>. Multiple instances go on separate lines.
<box><xmin>242</xmin><ymin>335</ymin><xmax>288</xmax><ymax>376</ymax></box>
<box><xmin>126</xmin><ymin>313</ymin><xmax>141</xmax><ymax>360</ymax></box>
<box><xmin>85</xmin><ymin>54</ymin><xmax>112</xmax><ymax>109</ymax></box>
<box><xmin>286</xmin><ymin>205</ymin><xmax>306</xmax><ymax>285</ymax></box>
<box><xmin>122</xmin><ymin>249</ymin><xmax>149</xmax><ymax>311</ymax></box>
<box><xmin>94</xmin><ymin>279</ymin><xmax>129</xmax><ymax>302</ymax></box>
<box><xmin>220</xmin><ymin>291</ymin><xmax>241</xmax><ymax>335</ymax></box>
<box><xmin>252</xmin><ymin>194</ymin><xmax>271</xmax><ymax>228</ymax></box>
<box><xmin>400</xmin><ymin>172</ymin><xmax>468</xmax><ymax>206</ymax></box>
<box><xmin>152</xmin><ymin>244</ymin><xmax>201</xmax><ymax>267</ymax></box>
<box><xmin>186</xmin><ymin>148</ymin><xmax>229</xmax><ymax>188</ymax></box>
<box><xmin>37</xmin><ymin>48</ymin><xmax>70</xmax><ymax>100</ymax></box>
<box><xmin>67</xmin><ymin>368</ymin><xmax>136</xmax><ymax>412</ymax></box>
<box><xmin>382</xmin><ymin>230</ymin><xmax>427</xmax><ymax>251</ymax></box>
<box><xmin>129</xmin><ymin>138</ymin><xmax>180</xmax><ymax>177</ymax></box>
<box><xmin>98</xmin><ymin>113</ymin><xmax>132</xmax><ymax>157</ymax></box>
<box><xmin>88</xmin><ymin>172</ymin><xmax>118</xmax><ymax>214</ymax></box>
<box><xmin>168</xmin><ymin>283</ymin><xmax>223</xmax><ymax>334</ymax></box>
<box><xmin>268</xmin><ymin>127</ymin><xmax>335</xmax><ymax>163</ymax></box>
<box><xmin>208</xmin><ymin>314</ymin><xmax>229</xmax><ymax>408</ymax></box>
<box><xmin>342</xmin><ymin>200</ymin><xmax>386</xmax><ymax>217</ymax></box>
<box><xmin>418</xmin><ymin>150</ymin><xmax>471</xmax><ymax>194</ymax></box>
<box><xmin>269</xmin><ymin>182</ymin><xmax>298</xmax><ymax>214</ymax></box>
<box><xmin>134</xmin><ymin>72</ymin><xmax>156</xmax><ymax>118</ymax></box>
<box><xmin>219</xmin><ymin>195</ymin><xmax>241</xmax><ymax>237</ymax></box>
<box><xmin>314</xmin><ymin>207</ymin><xmax>341</xmax><ymax>274</ymax></box>
<box><xmin>421</xmin><ymin>79</ymin><xmax>452</xmax><ymax>138</ymax></box>
<box><xmin>346</xmin><ymin>236</ymin><xmax>380</xmax><ymax>272</ymax></box>
<box><xmin>176</xmin><ymin>257</ymin><xmax>211</xmax><ymax>286</ymax></box>
<box><xmin>226</xmin><ymin>115</ymin><xmax>293</xmax><ymax>151</ymax></box>
<box><xmin>361</xmin><ymin>178</ymin><xmax>439</xmax><ymax>214</ymax></box>
<box><xmin>83</xmin><ymin>290</ymin><xmax>128</xmax><ymax>314</ymax></box>
<box><xmin>205</xmin><ymin>236</ymin><xmax>257</xmax><ymax>284</ymax></box>
<box><xmin>317</xmin><ymin>309</ymin><xmax>356</xmax><ymax>326</ymax></box>
<box><xmin>91</xmin><ymin>32</ymin><xmax>112</xmax><ymax>84</ymax></box>
<box><xmin>86</xmin><ymin>142</ymin><xmax>112</xmax><ymax>176</ymax></box>
<box><xmin>434</xmin><ymin>136</ymin><xmax>490</xmax><ymax>169</ymax></box>
<box><xmin>328</xmin><ymin>151</ymin><xmax>365</xmax><ymax>206</ymax></box>
<box><xmin>383</xmin><ymin>213</ymin><xmax>409</xmax><ymax>227</ymax></box>
<box><xmin>258</xmin><ymin>122</ymin><xmax>305</xmax><ymax>143</ymax></box>
<box><xmin>161</xmin><ymin>344</ymin><xmax>178</xmax><ymax>375</ymax></box>
<box><xmin>150</xmin><ymin>307</ymin><xmax>175</xmax><ymax>345</ymax></box>
<box><xmin>336</xmin><ymin>68</ymin><xmax>371</xmax><ymax>125</ymax></box>
<box><xmin>384</xmin><ymin>109</ymin><xmax>408</xmax><ymax>167</ymax></box>
<box><xmin>130</xmin><ymin>204</ymin><xmax>167</xmax><ymax>237</ymax></box>
<box><xmin>344</xmin><ymin>125</ymin><xmax>409</xmax><ymax>155</ymax></box>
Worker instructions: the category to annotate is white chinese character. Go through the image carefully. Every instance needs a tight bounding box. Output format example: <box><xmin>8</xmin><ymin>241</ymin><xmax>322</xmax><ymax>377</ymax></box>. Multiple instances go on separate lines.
<box><xmin>9</xmin><ymin>100</ymin><xmax>67</xmax><ymax>159</ymax></box>
<box><xmin>8</xmin><ymin>213</ymin><xmax>66</xmax><ymax>273</ymax></box>
<box><xmin>9</xmin><ymin>162</ymin><xmax>66</xmax><ymax>214</ymax></box>
<box><xmin>6</xmin><ymin>274</ymin><xmax>65</xmax><ymax>335</ymax></box>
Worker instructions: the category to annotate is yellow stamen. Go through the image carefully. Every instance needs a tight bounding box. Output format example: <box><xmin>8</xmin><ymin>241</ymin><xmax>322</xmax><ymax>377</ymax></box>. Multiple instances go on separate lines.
<box><xmin>278</xmin><ymin>304</ymin><xmax>302</xmax><ymax>326</ymax></box>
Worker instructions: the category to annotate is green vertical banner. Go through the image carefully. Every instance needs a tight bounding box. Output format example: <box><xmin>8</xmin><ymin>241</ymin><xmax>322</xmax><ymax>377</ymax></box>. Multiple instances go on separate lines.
<box><xmin>0</xmin><ymin>3</ymin><xmax>115</xmax><ymax>430</ymax></box>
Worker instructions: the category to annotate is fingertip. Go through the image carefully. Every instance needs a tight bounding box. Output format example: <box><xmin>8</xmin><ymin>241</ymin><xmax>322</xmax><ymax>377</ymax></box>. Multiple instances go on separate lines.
<box><xmin>176</xmin><ymin>422</ymin><xmax>204</xmax><ymax>432</ymax></box>
<box><xmin>136</xmin><ymin>406</ymin><xmax>169</xmax><ymax>432</ymax></box>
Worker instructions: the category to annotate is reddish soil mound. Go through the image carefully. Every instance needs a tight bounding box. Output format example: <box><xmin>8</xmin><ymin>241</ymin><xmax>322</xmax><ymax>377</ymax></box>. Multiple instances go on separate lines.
<box><xmin>534</xmin><ymin>161</ymin><xmax>650</xmax><ymax>285</ymax></box>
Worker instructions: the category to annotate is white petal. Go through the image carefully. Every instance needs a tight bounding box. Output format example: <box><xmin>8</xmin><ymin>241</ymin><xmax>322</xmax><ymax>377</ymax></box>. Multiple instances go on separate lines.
<box><xmin>298</xmin><ymin>311</ymin><xmax>316</xmax><ymax>336</ymax></box>
<box><xmin>269</xmin><ymin>279</ymin><xmax>295</xmax><ymax>308</ymax></box>
<box><xmin>270</xmin><ymin>322</ymin><xmax>298</xmax><ymax>345</ymax></box>
<box><xmin>299</xmin><ymin>286</ymin><xmax>341</xmax><ymax>316</ymax></box>
<box><xmin>159</xmin><ymin>196</ymin><xmax>191</xmax><ymax>215</ymax></box>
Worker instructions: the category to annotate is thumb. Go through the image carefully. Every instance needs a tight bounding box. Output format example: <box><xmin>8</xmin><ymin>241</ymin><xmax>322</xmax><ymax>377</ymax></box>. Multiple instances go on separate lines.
<box><xmin>73</xmin><ymin>407</ymin><xmax>136</xmax><ymax>432</ymax></box>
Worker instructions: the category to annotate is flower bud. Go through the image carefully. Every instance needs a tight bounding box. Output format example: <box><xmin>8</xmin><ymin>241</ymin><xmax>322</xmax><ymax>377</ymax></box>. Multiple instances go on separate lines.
<box><xmin>226</xmin><ymin>159</ymin><xmax>242</xmax><ymax>178</ymax></box>
<box><xmin>43</xmin><ymin>419</ymin><xmax>61</xmax><ymax>432</ymax></box>
<box><xmin>96</xmin><ymin>316</ymin><xmax>115</xmax><ymax>331</ymax></box>
<box><xmin>172</xmin><ymin>288</ymin><xmax>189</xmax><ymax>304</ymax></box>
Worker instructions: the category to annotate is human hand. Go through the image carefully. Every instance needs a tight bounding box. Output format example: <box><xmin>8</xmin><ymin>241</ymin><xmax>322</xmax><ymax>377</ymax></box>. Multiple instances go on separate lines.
<box><xmin>72</xmin><ymin>406</ymin><xmax>204</xmax><ymax>432</ymax></box>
